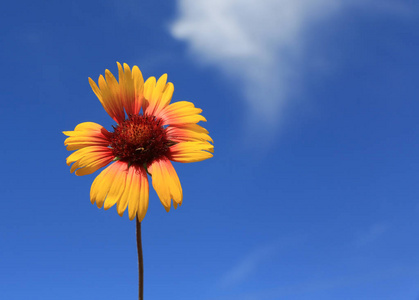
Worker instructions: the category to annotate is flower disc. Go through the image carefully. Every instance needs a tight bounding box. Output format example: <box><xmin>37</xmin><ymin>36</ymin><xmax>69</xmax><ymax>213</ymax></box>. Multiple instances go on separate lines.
<box><xmin>110</xmin><ymin>114</ymin><xmax>170</xmax><ymax>165</ymax></box>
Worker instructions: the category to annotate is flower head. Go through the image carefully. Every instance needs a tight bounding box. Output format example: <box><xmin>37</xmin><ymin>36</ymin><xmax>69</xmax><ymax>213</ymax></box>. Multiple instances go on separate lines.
<box><xmin>64</xmin><ymin>63</ymin><xmax>213</xmax><ymax>221</ymax></box>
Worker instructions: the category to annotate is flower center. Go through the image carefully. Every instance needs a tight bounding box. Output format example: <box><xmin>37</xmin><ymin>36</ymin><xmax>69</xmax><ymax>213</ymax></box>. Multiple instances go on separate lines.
<box><xmin>109</xmin><ymin>115</ymin><xmax>170</xmax><ymax>166</ymax></box>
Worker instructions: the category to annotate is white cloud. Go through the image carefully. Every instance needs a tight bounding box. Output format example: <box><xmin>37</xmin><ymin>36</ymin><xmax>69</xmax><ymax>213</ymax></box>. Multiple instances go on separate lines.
<box><xmin>170</xmin><ymin>0</ymin><xmax>415</xmax><ymax>138</ymax></box>
<box><xmin>170</xmin><ymin>0</ymin><xmax>341</xmax><ymax>132</ymax></box>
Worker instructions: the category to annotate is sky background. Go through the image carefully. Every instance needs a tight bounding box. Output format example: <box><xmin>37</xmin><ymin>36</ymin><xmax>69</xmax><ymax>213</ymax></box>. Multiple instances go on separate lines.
<box><xmin>1</xmin><ymin>0</ymin><xmax>419</xmax><ymax>299</ymax></box>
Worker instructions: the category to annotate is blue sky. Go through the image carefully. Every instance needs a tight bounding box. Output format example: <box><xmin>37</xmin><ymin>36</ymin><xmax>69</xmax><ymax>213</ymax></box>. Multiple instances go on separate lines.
<box><xmin>1</xmin><ymin>0</ymin><xmax>419</xmax><ymax>299</ymax></box>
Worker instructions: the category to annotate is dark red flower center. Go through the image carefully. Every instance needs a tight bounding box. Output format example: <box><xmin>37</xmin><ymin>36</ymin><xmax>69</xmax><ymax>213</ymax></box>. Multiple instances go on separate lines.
<box><xmin>109</xmin><ymin>115</ymin><xmax>170</xmax><ymax>166</ymax></box>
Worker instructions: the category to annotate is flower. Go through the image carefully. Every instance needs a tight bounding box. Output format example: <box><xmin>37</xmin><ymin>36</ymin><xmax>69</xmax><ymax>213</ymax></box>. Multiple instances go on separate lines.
<box><xmin>64</xmin><ymin>63</ymin><xmax>213</xmax><ymax>221</ymax></box>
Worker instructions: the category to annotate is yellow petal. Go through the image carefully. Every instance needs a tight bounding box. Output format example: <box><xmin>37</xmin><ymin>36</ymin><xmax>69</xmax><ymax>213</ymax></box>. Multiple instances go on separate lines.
<box><xmin>159</xmin><ymin>82</ymin><xmax>174</xmax><ymax>110</ymax></box>
<box><xmin>143</xmin><ymin>76</ymin><xmax>156</xmax><ymax>112</ymax></box>
<box><xmin>103</xmin><ymin>162</ymin><xmax>129</xmax><ymax>212</ymax></box>
<box><xmin>157</xmin><ymin>101</ymin><xmax>206</xmax><ymax>126</ymax></box>
<box><xmin>169</xmin><ymin>142</ymin><xmax>214</xmax><ymax>163</ymax></box>
<box><xmin>118</xmin><ymin>62</ymin><xmax>138</xmax><ymax>116</ymax></box>
<box><xmin>146</xmin><ymin>74</ymin><xmax>167</xmax><ymax>114</ymax></box>
<box><xmin>75</xmin><ymin>156</ymin><xmax>114</xmax><ymax>176</ymax></box>
<box><xmin>166</xmin><ymin>123</ymin><xmax>213</xmax><ymax>143</ymax></box>
<box><xmin>64</xmin><ymin>122</ymin><xmax>111</xmax><ymax>151</ymax></box>
<box><xmin>149</xmin><ymin>81</ymin><xmax>174</xmax><ymax>117</ymax></box>
<box><xmin>90</xmin><ymin>162</ymin><xmax>121</xmax><ymax>208</ymax></box>
<box><xmin>96</xmin><ymin>72</ymin><xmax>125</xmax><ymax>124</ymax></box>
<box><xmin>132</xmin><ymin>65</ymin><xmax>144</xmax><ymax>114</ymax></box>
<box><xmin>125</xmin><ymin>166</ymin><xmax>149</xmax><ymax>221</ymax></box>
<box><xmin>63</xmin><ymin>122</ymin><xmax>104</xmax><ymax>135</ymax></box>
<box><xmin>70</xmin><ymin>151</ymin><xmax>112</xmax><ymax>174</ymax></box>
<box><xmin>106</xmin><ymin>69</ymin><xmax>125</xmax><ymax>121</ymax></box>
<box><xmin>66</xmin><ymin>146</ymin><xmax>112</xmax><ymax>166</ymax></box>
<box><xmin>126</xmin><ymin>166</ymin><xmax>141</xmax><ymax>220</ymax></box>
<box><xmin>136</xmin><ymin>169</ymin><xmax>150</xmax><ymax>221</ymax></box>
<box><xmin>88</xmin><ymin>78</ymin><xmax>109</xmax><ymax>118</ymax></box>
<box><xmin>89</xmin><ymin>77</ymin><xmax>120</xmax><ymax>123</ymax></box>
<box><xmin>152</xmin><ymin>74</ymin><xmax>167</xmax><ymax>104</ymax></box>
<box><xmin>148</xmin><ymin>157</ymin><xmax>182</xmax><ymax>211</ymax></box>
<box><xmin>66</xmin><ymin>146</ymin><xmax>113</xmax><ymax>176</ymax></box>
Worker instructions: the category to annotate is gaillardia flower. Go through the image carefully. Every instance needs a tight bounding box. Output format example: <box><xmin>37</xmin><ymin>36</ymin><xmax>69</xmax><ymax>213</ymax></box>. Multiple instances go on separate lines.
<box><xmin>64</xmin><ymin>63</ymin><xmax>213</xmax><ymax>221</ymax></box>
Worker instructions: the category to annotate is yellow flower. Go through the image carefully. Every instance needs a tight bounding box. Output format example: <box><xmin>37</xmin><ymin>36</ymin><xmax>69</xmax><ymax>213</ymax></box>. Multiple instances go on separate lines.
<box><xmin>64</xmin><ymin>63</ymin><xmax>213</xmax><ymax>221</ymax></box>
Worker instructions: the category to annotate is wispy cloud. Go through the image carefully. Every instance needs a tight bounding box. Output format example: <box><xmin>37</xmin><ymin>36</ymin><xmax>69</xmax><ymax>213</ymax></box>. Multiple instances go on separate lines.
<box><xmin>209</xmin><ymin>264</ymin><xmax>419</xmax><ymax>300</ymax></box>
<box><xmin>218</xmin><ymin>243</ymin><xmax>278</xmax><ymax>288</ymax></box>
<box><xmin>170</xmin><ymin>0</ymin><xmax>415</xmax><ymax>138</ymax></box>
<box><xmin>170</xmin><ymin>0</ymin><xmax>341</xmax><ymax>133</ymax></box>
<box><xmin>353</xmin><ymin>222</ymin><xmax>388</xmax><ymax>248</ymax></box>
<box><xmin>216</xmin><ymin>236</ymin><xmax>308</xmax><ymax>289</ymax></box>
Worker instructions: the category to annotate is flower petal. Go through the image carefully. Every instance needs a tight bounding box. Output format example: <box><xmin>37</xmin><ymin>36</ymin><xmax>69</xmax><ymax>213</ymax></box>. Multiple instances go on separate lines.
<box><xmin>63</xmin><ymin>122</ymin><xmax>107</xmax><ymax>134</ymax></box>
<box><xmin>117</xmin><ymin>62</ymin><xmax>144</xmax><ymax>116</ymax></box>
<box><xmin>166</xmin><ymin>123</ymin><xmax>213</xmax><ymax>143</ymax></box>
<box><xmin>125</xmin><ymin>166</ymin><xmax>149</xmax><ymax>221</ymax></box>
<box><xmin>66</xmin><ymin>146</ymin><xmax>114</xmax><ymax>176</ymax></box>
<box><xmin>90</xmin><ymin>162</ymin><xmax>149</xmax><ymax>220</ymax></box>
<box><xmin>144</xmin><ymin>74</ymin><xmax>174</xmax><ymax>116</ymax></box>
<box><xmin>147</xmin><ymin>157</ymin><xmax>183</xmax><ymax>211</ymax></box>
<box><xmin>132</xmin><ymin>65</ymin><xmax>145</xmax><ymax>115</ymax></box>
<box><xmin>156</xmin><ymin>101</ymin><xmax>206</xmax><ymax>126</ymax></box>
<box><xmin>156</xmin><ymin>82</ymin><xmax>174</xmax><ymax>115</ymax></box>
<box><xmin>143</xmin><ymin>76</ymin><xmax>156</xmax><ymax>113</ymax></box>
<box><xmin>136</xmin><ymin>170</ymin><xmax>150</xmax><ymax>220</ymax></box>
<box><xmin>74</xmin><ymin>156</ymin><xmax>114</xmax><ymax>176</ymax></box>
<box><xmin>103</xmin><ymin>162</ymin><xmax>129</xmax><ymax>212</ymax></box>
<box><xmin>168</xmin><ymin>141</ymin><xmax>214</xmax><ymax>163</ymax></box>
<box><xmin>89</xmin><ymin>69</ymin><xmax>125</xmax><ymax>124</ymax></box>
<box><xmin>90</xmin><ymin>162</ymin><xmax>123</xmax><ymax>208</ymax></box>
<box><xmin>63</xmin><ymin>122</ymin><xmax>111</xmax><ymax>151</ymax></box>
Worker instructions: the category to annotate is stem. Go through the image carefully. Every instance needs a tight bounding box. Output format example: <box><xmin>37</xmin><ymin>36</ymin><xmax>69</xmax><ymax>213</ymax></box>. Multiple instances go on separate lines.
<box><xmin>136</xmin><ymin>217</ymin><xmax>144</xmax><ymax>300</ymax></box>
